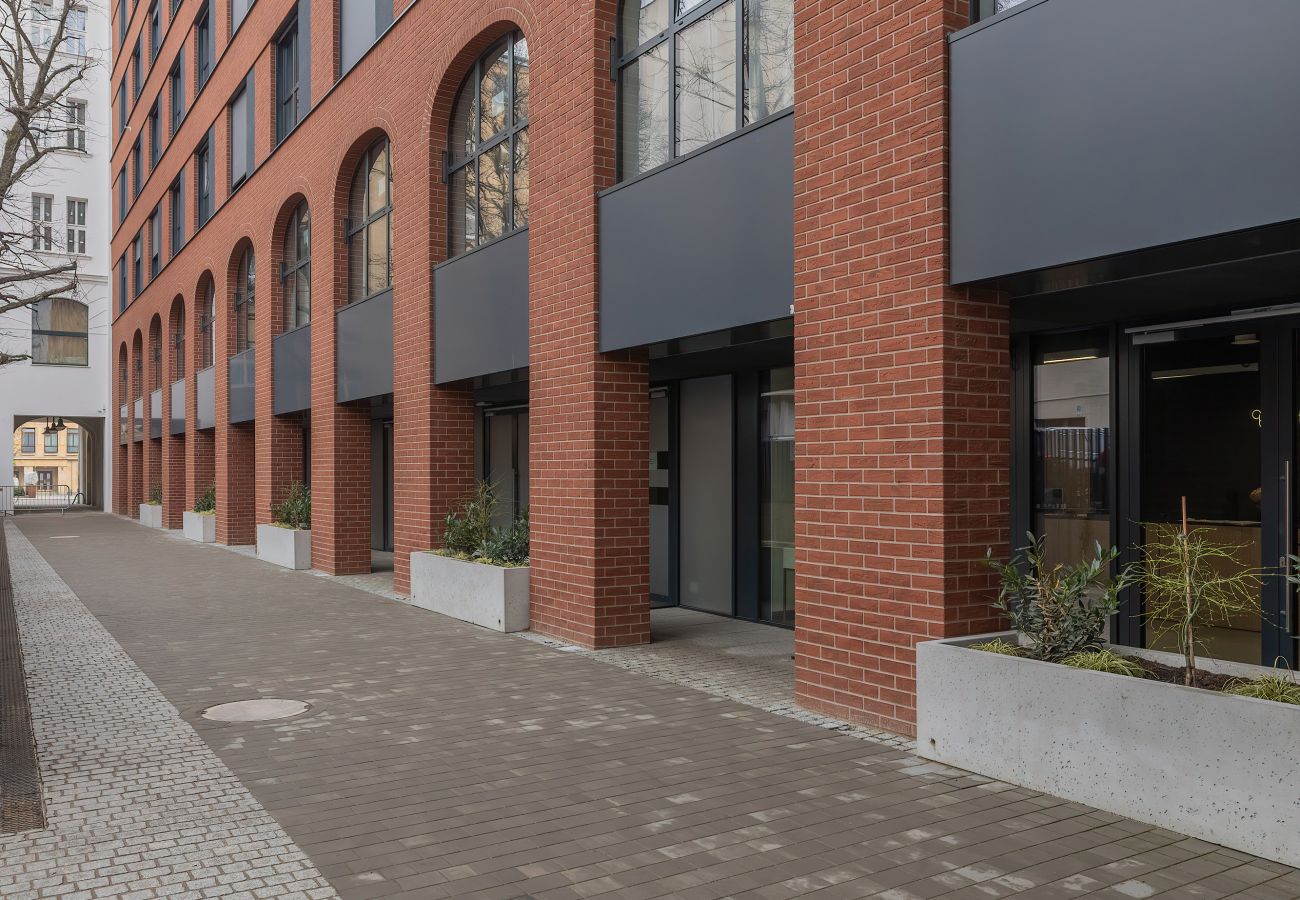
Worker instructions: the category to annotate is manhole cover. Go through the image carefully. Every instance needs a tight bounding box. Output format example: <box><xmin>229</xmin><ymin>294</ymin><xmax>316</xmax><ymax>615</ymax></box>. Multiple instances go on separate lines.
<box><xmin>201</xmin><ymin>699</ymin><xmax>310</xmax><ymax>722</ymax></box>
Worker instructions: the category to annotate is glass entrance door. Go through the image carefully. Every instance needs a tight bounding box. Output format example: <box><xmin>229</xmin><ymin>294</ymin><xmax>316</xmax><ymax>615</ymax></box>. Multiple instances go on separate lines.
<box><xmin>1140</xmin><ymin>330</ymin><xmax>1263</xmax><ymax>663</ymax></box>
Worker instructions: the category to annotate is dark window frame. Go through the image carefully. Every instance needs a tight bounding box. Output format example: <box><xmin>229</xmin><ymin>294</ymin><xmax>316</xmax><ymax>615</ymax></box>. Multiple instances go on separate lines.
<box><xmin>195</xmin><ymin>3</ymin><xmax>213</xmax><ymax>88</ymax></box>
<box><xmin>169</xmin><ymin>172</ymin><xmax>185</xmax><ymax>255</ymax></box>
<box><xmin>228</xmin><ymin>73</ymin><xmax>255</xmax><ymax>190</ymax></box>
<box><xmin>615</xmin><ymin>0</ymin><xmax>793</xmax><ymax>181</ymax></box>
<box><xmin>195</xmin><ymin>132</ymin><xmax>213</xmax><ymax>224</ymax></box>
<box><xmin>66</xmin><ymin>429</ymin><xmax>80</xmax><ymax>454</ymax></box>
<box><xmin>43</xmin><ymin>431</ymin><xmax>58</xmax><ymax>454</ymax></box>
<box><xmin>446</xmin><ymin>31</ymin><xmax>529</xmax><ymax>258</ymax></box>
<box><xmin>345</xmin><ymin>138</ymin><xmax>392</xmax><ymax>303</ymax></box>
<box><xmin>30</xmin><ymin>298</ymin><xmax>90</xmax><ymax>366</ymax></box>
<box><xmin>274</xmin><ymin>12</ymin><xmax>302</xmax><ymax>144</ymax></box>
<box><xmin>233</xmin><ymin>248</ymin><xmax>256</xmax><ymax>353</ymax></box>
<box><xmin>281</xmin><ymin>200</ymin><xmax>310</xmax><ymax>329</ymax></box>
<box><xmin>20</xmin><ymin>429</ymin><xmax>35</xmax><ymax>454</ymax></box>
<box><xmin>149</xmin><ymin>205</ymin><xmax>161</xmax><ymax>278</ymax></box>
<box><xmin>198</xmin><ymin>277</ymin><xmax>216</xmax><ymax>368</ymax></box>
<box><xmin>170</xmin><ymin>50</ymin><xmax>186</xmax><ymax>134</ymax></box>
<box><xmin>132</xmin><ymin>233</ymin><xmax>143</xmax><ymax>296</ymax></box>
<box><xmin>172</xmin><ymin>310</ymin><xmax>186</xmax><ymax>379</ymax></box>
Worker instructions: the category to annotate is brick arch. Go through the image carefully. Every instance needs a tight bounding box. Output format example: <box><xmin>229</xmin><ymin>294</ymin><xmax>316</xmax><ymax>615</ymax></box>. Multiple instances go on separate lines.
<box><xmin>331</xmin><ymin>128</ymin><xmax>393</xmax><ymax>311</ymax></box>
<box><xmin>193</xmin><ymin>271</ymin><xmax>216</xmax><ymax>370</ymax></box>
<box><xmin>270</xmin><ymin>192</ymin><xmax>311</xmax><ymax>336</ymax></box>
<box><xmin>224</xmin><ymin>238</ymin><xmax>256</xmax><ymax>357</ymax></box>
<box><xmin>147</xmin><ymin>313</ymin><xmax>164</xmax><ymax>391</ymax></box>
<box><xmin>130</xmin><ymin>330</ymin><xmax>144</xmax><ymax>399</ymax></box>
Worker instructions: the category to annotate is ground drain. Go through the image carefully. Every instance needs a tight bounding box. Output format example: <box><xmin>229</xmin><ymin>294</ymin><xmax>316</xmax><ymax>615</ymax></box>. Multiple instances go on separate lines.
<box><xmin>201</xmin><ymin>698</ymin><xmax>310</xmax><ymax>722</ymax></box>
<box><xmin>0</xmin><ymin>525</ymin><xmax>47</xmax><ymax>833</ymax></box>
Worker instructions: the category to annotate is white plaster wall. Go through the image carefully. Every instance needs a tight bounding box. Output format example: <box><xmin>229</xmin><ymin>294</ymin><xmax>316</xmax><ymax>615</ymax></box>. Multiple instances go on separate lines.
<box><xmin>0</xmin><ymin>0</ymin><xmax>113</xmax><ymax>507</ymax></box>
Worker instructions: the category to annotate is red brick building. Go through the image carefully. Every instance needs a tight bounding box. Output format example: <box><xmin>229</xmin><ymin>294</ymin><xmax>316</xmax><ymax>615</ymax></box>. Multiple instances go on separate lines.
<box><xmin>112</xmin><ymin>0</ymin><xmax>1300</xmax><ymax>737</ymax></box>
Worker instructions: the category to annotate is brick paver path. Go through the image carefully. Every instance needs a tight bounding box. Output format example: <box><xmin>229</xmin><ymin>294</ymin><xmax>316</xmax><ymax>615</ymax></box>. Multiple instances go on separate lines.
<box><xmin>13</xmin><ymin>513</ymin><xmax>1300</xmax><ymax>899</ymax></box>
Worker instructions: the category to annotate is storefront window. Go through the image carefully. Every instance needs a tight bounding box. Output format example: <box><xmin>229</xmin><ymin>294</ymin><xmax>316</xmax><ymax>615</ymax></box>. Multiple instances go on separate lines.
<box><xmin>1031</xmin><ymin>332</ymin><xmax>1111</xmax><ymax>568</ymax></box>
<box><xmin>760</xmin><ymin>367</ymin><xmax>795</xmax><ymax>625</ymax></box>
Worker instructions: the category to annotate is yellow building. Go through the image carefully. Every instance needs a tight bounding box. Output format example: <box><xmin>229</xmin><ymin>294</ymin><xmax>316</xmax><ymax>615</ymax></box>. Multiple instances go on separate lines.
<box><xmin>12</xmin><ymin>419</ymin><xmax>82</xmax><ymax>496</ymax></box>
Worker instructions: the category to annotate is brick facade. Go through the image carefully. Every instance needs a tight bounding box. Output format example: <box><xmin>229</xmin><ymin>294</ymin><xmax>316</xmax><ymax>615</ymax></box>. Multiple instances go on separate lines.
<box><xmin>111</xmin><ymin>0</ymin><xmax>1009</xmax><ymax>732</ymax></box>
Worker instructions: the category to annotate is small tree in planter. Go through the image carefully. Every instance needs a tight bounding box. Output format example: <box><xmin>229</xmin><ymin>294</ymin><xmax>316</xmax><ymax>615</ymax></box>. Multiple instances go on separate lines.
<box><xmin>193</xmin><ymin>485</ymin><xmax>216</xmax><ymax>514</ymax></box>
<box><xmin>985</xmin><ymin>534</ymin><xmax>1134</xmax><ymax>662</ymax></box>
<box><xmin>258</xmin><ymin>482</ymin><xmax>311</xmax><ymax>569</ymax></box>
<box><xmin>148</xmin><ymin>483</ymin><xmax>162</xmax><ymax>505</ymax></box>
<box><xmin>184</xmin><ymin>485</ymin><xmax>217</xmax><ymax>542</ymax></box>
<box><xmin>1139</xmin><ymin>498</ymin><xmax>1261</xmax><ymax>687</ymax></box>
<box><xmin>271</xmin><ymin>482</ymin><xmax>310</xmax><ymax>529</ymax></box>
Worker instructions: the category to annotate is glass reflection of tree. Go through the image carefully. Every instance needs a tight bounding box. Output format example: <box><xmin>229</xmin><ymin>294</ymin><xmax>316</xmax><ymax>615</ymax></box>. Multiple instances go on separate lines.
<box><xmin>675</xmin><ymin>3</ymin><xmax>736</xmax><ymax>155</ymax></box>
<box><xmin>744</xmin><ymin>0</ymin><xmax>793</xmax><ymax>121</ymax></box>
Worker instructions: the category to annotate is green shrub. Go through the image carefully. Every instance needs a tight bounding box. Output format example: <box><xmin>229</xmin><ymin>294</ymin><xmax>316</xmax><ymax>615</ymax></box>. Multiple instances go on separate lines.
<box><xmin>1224</xmin><ymin>674</ymin><xmax>1300</xmax><ymax>705</ymax></box>
<box><xmin>441</xmin><ymin>481</ymin><xmax>529</xmax><ymax>566</ymax></box>
<box><xmin>193</xmin><ymin>485</ymin><xmax>216</xmax><ymax>513</ymax></box>
<box><xmin>985</xmin><ymin>534</ymin><xmax>1134</xmax><ymax>663</ymax></box>
<box><xmin>148</xmin><ymin>483</ymin><xmax>162</xmax><ymax>505</ymax></box>
<box><xmin>970</xmin><ymin>639</ymin><xmax>1023</xmax><ymax>657</ymax></box>
<box><xmin>1060</xmin><ymin>649</ymin><xmax>1146</xmax><ymax>678</ymax></box>
<box><xmin>272</xmin><ymin>481</ymin><xmax>311</xmax><ymax>530</ymax></box>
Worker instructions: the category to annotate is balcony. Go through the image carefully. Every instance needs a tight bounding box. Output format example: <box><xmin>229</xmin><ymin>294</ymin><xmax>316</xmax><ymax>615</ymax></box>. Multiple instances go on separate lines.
<box><xmin>195</xmin><ymin>366</ymin><xmax>216</xmax><ymax>430</ymax></box>
<box><xmin>434</xmin><ymin>230</ymin><xmax>528</xmax><ymax>384</ymax></box>
<box><xmin>273</xmin><ymin>324</ymin><xmax>311</xmax><ymax>414</ymax></box>
<box><xmin>229</xmin><ymin>349</ymin><xmax>255</xmax><ymax>424</ymax></box>
<box><xmin>599</xmin><ymin>111</ymin><xmax>794</xmax><ymax>351</ymax></box>
<box><xmin>337</xmin><ymin>291</ymin><xmax>392</xmax><ymax>403</ymax></box>
<box><xmin>950</xmin><ymin>0</ymin><xmax>1300</xmax><ymax>284</ymax></box>
<box><xmin>170</xmin><ymin>379</ymin><xmax>185</xmax><ymax>435</ymax></box>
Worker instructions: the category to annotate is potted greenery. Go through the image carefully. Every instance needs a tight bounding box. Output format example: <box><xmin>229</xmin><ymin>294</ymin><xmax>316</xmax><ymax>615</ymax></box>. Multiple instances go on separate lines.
<box><xmin>410</xmin><ymin>481</ymin><xmax>529</xmax><ymax>632</ymax></box>
<box><xmin>183</xmin><ymin>485</ymin><xmax>216</xmax><ymax>543</ymax></box>
<box><xmin>139</xmin><ymin>483</ymin><xmax>164</xmax><ymax>528</ymax></box>
<box><xmin>916</xmin><ymin>501</ymin><xmax>1300</xmax><ymax>867</ymax></box>
<box><xmin>256</xmin><ymin>482</ymin><xmax>311</xmax><ymax>570</ymax></box>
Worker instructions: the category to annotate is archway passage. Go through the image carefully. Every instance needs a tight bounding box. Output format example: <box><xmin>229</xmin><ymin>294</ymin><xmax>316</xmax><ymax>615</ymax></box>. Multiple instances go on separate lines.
<box><xmin>7</xmin><ymin>415</ymin><xmax>104</xmax><ymax>512</ymax></box>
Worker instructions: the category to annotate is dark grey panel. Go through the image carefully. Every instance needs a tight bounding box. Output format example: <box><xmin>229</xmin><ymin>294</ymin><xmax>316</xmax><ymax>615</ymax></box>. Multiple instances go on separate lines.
<box><xmin>950</xmin><ymin>0</ymin><xmax>1300</xmax><ymax>283</ymax></box>
<box><xmin>169</xmin><ymin>379</ymin><xmax>185</xmax><ymax>435</ymax></box>
<box><xmin>149</xmin><ymin>389</ymin><xmax>162</xmax><ymax>439</ymax></box>
<box><xmin>132</xmin><ymin>398</ymin><xmax>143</xmax><ymax>442</ymax></box>
<box><xmin>228</xmin><ymin>349</ymin><xmax>255</xmax><ymax>424</ymax></box>
<box><xmin>195</xmin><ymin>365</ymin><xmax>216</xmax><ymax>430</ymax></box>
<box><xmin>434</xmin><ymin>230</ymin><xmax>528</xmax><ymax>384</ymax></box>
<box><xmin>337</xmin><ymin>291</ymin><xmax>392</xmax><ymax>403</ymax></box>
<box><xmin>273</xmin><ymin>324</ymin><xmax>312</xmax><ymax>414</ymax></box>
<box><xmin>599</xmin><ymin>113</ymin><xmax>793</xmax><ymax>352</ymax></box>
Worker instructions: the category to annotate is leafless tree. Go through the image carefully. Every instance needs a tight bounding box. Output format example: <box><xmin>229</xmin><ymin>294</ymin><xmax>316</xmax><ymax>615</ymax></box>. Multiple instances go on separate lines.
<box><xmin>0</xmin><ymin>0</ymin><xmax>96</xmax><ymax>365</ymax></box>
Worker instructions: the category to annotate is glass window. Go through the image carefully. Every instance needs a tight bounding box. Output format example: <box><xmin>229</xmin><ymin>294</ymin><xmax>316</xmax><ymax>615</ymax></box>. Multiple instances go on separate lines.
<box><xmin>617</xmin><ymin>0</ymin><xmax>792</xmax><ymax>179</ymax></box>
<box><xmin>233</xmin><ymin>249</ymin><xmax>255</xmax><ymax>352</ymax></box>
<box><xmin>199</xmin><ymin>276</ymin><xmax>216</xmax><ymax>368</ymax></box>
<box><xmin>232</xmin><ymin>0</ymin><xmax>253</xmax><ymax>30</ymax></box>
<box><xmin>170</xmin><ymin>173</ymin><xmax>185</xmax><ymax>255</ymax></box>
<box><xmin>170</xmin><ymin>52</ymin><xmax>186</xmax><ymax>134</ymax></box>
<box><xmin>150</xmin><ymin>328</ymin><xmax>162</xmax><ymax>389</ymax></box>
<box><xmin>275</xmin><ymin>14</ymin><xmax>304</xmax><ymax>143</ymax></box>
<box><xmin>759</xmin><ymin>366</ymin><xmax>794</xmax><ymax>625</ymax></box>
<box><xmin>1031</xmin><ymin>331</ymin><xmax>1111</xmax><ymax>569</ymax></box>
<box><xmin>196</xmin><ymin>134</ymin><xmax>212</xmax><ymax>224</ymax></box>
<box><xmin>196</xmin><ymin>4</ymin><xmax>212</xmax><ymax>87</ymax></box>
<box><xmin>149</xmin><ymin>207</ymin><xmax>161</xmax><ymax>278</ymax></box>
<box><xmin>282</xmin><ymin>201</ymin><xmax>310</xmax><ymax>328</ymax></box>
<box><xmin>67</xmin><ymin>429</ymin><xmax>80</xmax><ymax>454</ymax></box>
<box><xmin>149</xmin><ymin>102</ymin><xmax>160</xmax><ymax>168</ymax></box>
<box><xmin>132</xmin><ymin>139</ymin><xmax>142</xmax><ymax>197</ymax></box>
<box><xmin>118</xmin><ymin>81</ymin><xmax>128</xmax><ymax>136</ymax></box>
<box><xmin>117</xmin><ymin>168</ymin><xmax>126</xmax><ymax>223</ymax></box>
<box><xmin>339</xmin><ymin>0</ymin><xmax>392</xmax><ymax>74</ymax></box>
<box><xmin>66</xmin><ymin>198</ymin><xmax>86</xmax><ymax>255</ymax></box>
<box><xmin>65</xmin><ymin>99</ymin><xmax>87</xmax><ymax>151</ymax></box>
<box><xmin>31</xmin><ymin>194</ymin><xmax>53</xmax><ymax>251</ymax></box>
<box><xmin>172</xmin><ymin>308</ymin><xmax>186</xmax><ymax>379</ymax></box>
<box><xmin>64</xmin><ymin>4</ymin><xmax>87</xmax><ymax>54</ymax></box>
<box><xmin>117</xmin><ymin>256</ymin><xmax>127</xmax><ymax>312</ymax></box>
<box><xmin>447</xmin><ymin>32</ymin><xmax>528</xmax><ymax>257</ymax></box>
<box><xmin>132</xmin><ymin>39</ymin><xmax>141</xmax><ymax>98</ymax></box>
<box><xmin>148</xmin><ymin>3</ymin><xmax>159</xmax><ymax>60</ymax></box>
<box><xmin>346</xmin><ymin>138</ymin><xmax>391</xmax><ymax>301</ymax></box>
<box><xmin>229</xmin><ymin>75</ymin><xmax>255</xmax><ymax>189</ymax></box>
<box><xmin>132</xmin><ymin>234</ymin><xmax>143</xmax><ymax>296</ymax></box>
<box><xmin>44</xmin><ymin>431</ymin><xmax>58</xmax><ymax>454</ymax></box>
<box><xmin>20</xmin><ymin>429</ymin><xmax>35</xmax><ymax>454</ymax></box>
<box><xmin>31</xmin><ymin>298</ymin><xmax>89</xmax><ymax>366</ymax></box>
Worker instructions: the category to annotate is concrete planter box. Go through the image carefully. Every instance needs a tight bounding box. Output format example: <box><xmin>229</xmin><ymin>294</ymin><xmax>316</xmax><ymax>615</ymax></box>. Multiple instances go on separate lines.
<box><xmin>182</xmin><ymin>510</ymin><xmax>216</xmax><ymax>543</ymax></box>
<box><xmin>138</xmin><ymin>503</ymin><xmax>163</xmax><ymax>528</ymax></box>
<box><xmin>917</xmin><ymin>632</ymin><xmax>1300</xmax><ymax>866</ymax></box>
<box><xmin>256</xmin><ymin>523</ymin><xmax>311</xmax><ymax>570</ymax></box>
<box><xmin>409</xmin><ymin>552</ymin><xmax>529</xmax><ymax>632</ymax></box>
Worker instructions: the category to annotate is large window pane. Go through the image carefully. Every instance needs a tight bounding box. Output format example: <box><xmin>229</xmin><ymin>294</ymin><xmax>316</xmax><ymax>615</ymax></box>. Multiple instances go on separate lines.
<box><xmin>621</xmin><ymin>0</ymin><xmax>668</xmax><ymax>49</ymax></box>
<box><xmin>367</xmin><ymin>144</ymin><xmax>389</xmax><ymax>217</ymax></box>
<box><xmin>513</xmin><ymin>37</ymin><xmax>529</xmax><ymax>122</ymax></box>
<box><xmin>743</xmin><ymin>0</ymin><xmax>793</xmax><ymax>124</ymax></box>
<box><xmin>619</xmin><ymin>44</ymin><xmax>669</xmax><ymax>176</ymax></box>
<box><xmin>512</xmin><ymin>130</ymin><xmax>529</xmax><ymax>229</ymax></box>
<box><xmin>448</xmin><ymin>165</ymin><xmax>473</xmax><ymax>254</ymax></box>
<box><xmin>478</xmin><ymin>142</ymin><xmax>509</xmax><ymax>243</ymax></box>
<box><xmin>450</xmin><ymin>82</ymin><xmax>475</xmax><ymax>160</ymax></box>
<box><xmin>1032</xmin><ymin>332</ymin><xmax>1111</xmax><ymax>570</ymax></box>
<box><xmin>760</xmin><ymin>367</ymin><xmax>795</xmax><ymax>625</ymax></box>
<box><xmin>479</xmin><ymin>42</ymin><xmax>510</xmax><ymax>142</ymax></box>
<box><xmin>366</xmin><ymin>217</ymin><xmax>390</xmax><ymax>293</ymax></box>
<box><xmin>675</xmin><ymin>1</ymin><xmax>737</xmax><ymax>156</ymax></box>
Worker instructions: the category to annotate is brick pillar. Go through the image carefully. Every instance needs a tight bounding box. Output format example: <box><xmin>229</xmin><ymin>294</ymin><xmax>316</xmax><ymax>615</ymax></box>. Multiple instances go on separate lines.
<box><xmin>215</xmin><ymin>259</ymin><xmax>256</xmax><ymax>545</ymax></box>
<box><xmin>792</xmin><ymin>0</ymin><xmax>1010</xmax><ymax>736</ymax></box>
<box><xmin>127</xmin><ymin>339</ymin><xmax>143</xmax><ymax>516</ymax></box>
<box><xmin>189</xmin><ymin>430</ymin><xmax>215</xmax><ymax>508</ymax></box>
<box><xmin>161</xmin><ymin>303</ymin><xmax>184</xmax><ymax>528</ymax></box>
<box><xmin>528</xmin><ymin>5</ymin><xmax>650</xmax><ymax>649</ymax></box>
<box><xmin>112</xmin><ymin>424</ymin><xmax>128</xmax><ymax>514</ymax></box>
<box><xmin>254</xmin><ymin>222</ymin><xmax>304</xmax><ymax>529</ymax></box>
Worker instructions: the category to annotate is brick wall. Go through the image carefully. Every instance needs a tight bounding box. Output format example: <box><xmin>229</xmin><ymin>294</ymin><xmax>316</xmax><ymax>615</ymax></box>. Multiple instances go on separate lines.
<box><xmin>792</xmin><ymin>0</ymin><xmax>1010</xmax><ymax>736</ymax></box>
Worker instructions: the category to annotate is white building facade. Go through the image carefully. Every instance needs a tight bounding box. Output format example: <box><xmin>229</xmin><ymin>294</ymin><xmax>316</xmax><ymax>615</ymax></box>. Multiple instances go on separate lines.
<box><xmin>0</xmin><ymin>0</ymin><xmax>113</xmax><ymax>511</ymax></box>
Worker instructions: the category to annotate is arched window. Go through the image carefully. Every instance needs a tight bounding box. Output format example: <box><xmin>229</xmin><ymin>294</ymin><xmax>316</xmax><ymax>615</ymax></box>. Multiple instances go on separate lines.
<box><xmin>198</xmin><ymin>275</ymin><xmax>216</xmax><ymax>368</ymax></box>
<box><xmin>234</xmin><ymin>249</ymin><xmax>256</xmax><ymax>353</ymax></box>
<box><xmin>172</xmin><ymin>302</ymin><xmax>186</xmax><ymax>380</ymax></box>
<box><xmin>282</xmin><ymin>201</ymin><xmax>310</xmax><ymax>328</ymax></box>
<box><xmin>347</xmin><ymin>139</ymin><xmax>392</xmax><ymax>302</ymax></box>
<box><xmin>149</xmin><ymin>323</ymin><xmax>161</xmax><ymax>390</ymax></box>
<box><xmin>31</xmin><ymin>298</ymin><xmax>89</xmax><ymax>365</ymax></box>
<box><xmin>448</xmin><ymin>32</ymin><xmax>528</xmax><ymax>256</ymax></box>
<box><xmin>616</xmin><ymin>0</ymin><xmax>793</xmax><ymax>179</ymax></box>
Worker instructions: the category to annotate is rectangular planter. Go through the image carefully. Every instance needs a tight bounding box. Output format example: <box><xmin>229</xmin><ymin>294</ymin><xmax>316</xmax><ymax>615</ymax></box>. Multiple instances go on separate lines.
<box><xmin>138</xmin><ymin>503</ymin><xmax>163</xmax><ymax>528</ymax></box>
<box><xmin>182</xmin><ymin>510</ymin><xmax>216</xmax><ymax>543</ymax></box>
<box><xmin>917</xmin><ymin>633</ymin><xmax>1300</xmax><ymax>866</ymax></box>
<box><xmin>409</xmin><ymin>552</ymin><xmax>529</xmax><ymax>632</ymax></box>
<box><xmin>256</xmin><ymin>523</ymin><xmax>311</xmax><ymax>570</ymax></box>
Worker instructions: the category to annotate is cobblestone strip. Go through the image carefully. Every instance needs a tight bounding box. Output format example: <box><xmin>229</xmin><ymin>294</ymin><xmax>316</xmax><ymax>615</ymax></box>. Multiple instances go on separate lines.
<box><xmin>0</xmin><ymin>521</ymin><xmax>338</xmax><ymax>900</ymax></box>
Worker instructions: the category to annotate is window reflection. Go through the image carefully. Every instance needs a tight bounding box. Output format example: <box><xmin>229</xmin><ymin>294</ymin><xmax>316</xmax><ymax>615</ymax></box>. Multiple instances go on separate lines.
<box><xmin>619</xmin><ymin>44</ymin><xmax>670</xmax><ymax>176</ymax></box>
<box><xmin>675</xmin><ymin>1</ymin><xmax>736</xmax><ymax>156</ymax></box>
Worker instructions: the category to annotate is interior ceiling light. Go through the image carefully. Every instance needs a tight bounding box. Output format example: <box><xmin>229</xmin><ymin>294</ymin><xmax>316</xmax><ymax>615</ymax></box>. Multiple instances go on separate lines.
<box><xmin>1042</xmin><ymin>350</ymin><xmax>1102</xmax><ymax>365</ymax></box>
<box><xmin>1232</xmin><ymin>333</ymin><xmax>1260</xmax><ymax>346</ymax></box>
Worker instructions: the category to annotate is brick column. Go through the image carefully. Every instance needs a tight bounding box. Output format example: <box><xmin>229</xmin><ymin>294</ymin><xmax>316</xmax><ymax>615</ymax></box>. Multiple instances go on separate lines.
<box><xmin>185</xmin><ymin>294</ymin><xmax>214</xmax><ymax>510</ymax></box>
<box><xmin>528</xmin><ymin>5</ymin><xmax>651</xmax><ymax>649</ymax></box>
<box><xmin>113</xmin><ymin>350</ymin><xmax>129</xmax><ymax>515</ymax></box>
<box><xmin>254</xmin><ymin>221</ymin><xmax>302</xmax><ymax>529</ymax></box>
<box><xmin>792</xmin><ymin>0</ymin><xmax>1010</xmax><ymax>736</ymax></box>
<box><xmin>215</xmin><ymin>260</ymin><xmax>256</xmax><ymax>546</ymax></box>
<box><xmin>127</xmin><ymin>337</ymin><xmax>144</xmax><ymax>516</ymax></box>
<box><xmin>161</xmin><ymin>301</ymin><xmax>185</xmax><ymax>528</ymax></box>
<box><xmin>143</xmin><ymin>321</ymin><xmax>163</xmax><ymax>509</ymax></box>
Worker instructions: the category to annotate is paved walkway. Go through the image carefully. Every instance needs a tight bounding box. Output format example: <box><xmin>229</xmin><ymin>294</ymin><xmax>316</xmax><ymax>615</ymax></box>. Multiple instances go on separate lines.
<box><xmin>9</xmin><ymin>513</ymin><xmax>1300</xmax><ymax>899</ymax></box>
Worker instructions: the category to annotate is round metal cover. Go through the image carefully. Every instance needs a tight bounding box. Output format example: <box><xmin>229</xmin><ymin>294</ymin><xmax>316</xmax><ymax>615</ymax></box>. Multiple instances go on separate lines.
<box><xmin>201</xmin><ymin>698</ymin><xmax>310</xmax><ymax>722</ymax></box>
